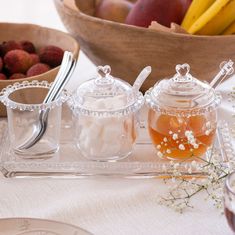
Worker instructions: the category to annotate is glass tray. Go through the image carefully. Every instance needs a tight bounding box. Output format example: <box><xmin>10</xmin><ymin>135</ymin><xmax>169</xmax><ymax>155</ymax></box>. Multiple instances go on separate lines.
<box><xmin>0</xmin><ymin>119</ymin><xmax>233</xmax><ymax>179</ymax></box>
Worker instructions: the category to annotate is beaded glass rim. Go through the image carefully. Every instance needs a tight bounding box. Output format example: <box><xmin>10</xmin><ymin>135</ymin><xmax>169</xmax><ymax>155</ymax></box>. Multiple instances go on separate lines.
<box><xmin>145</xmin><ymin>88</ymin><xmax>222</xmax><ymax>117</ymax></box>
<box><xmin>70</xmin><ymin>92</ymin><xmax>145</xmax><ymax>117</ymax></box>
<box><xmin>0</xmin><ymin>80</ymin><xmax>68</xmax><ymax>111</ymax></box>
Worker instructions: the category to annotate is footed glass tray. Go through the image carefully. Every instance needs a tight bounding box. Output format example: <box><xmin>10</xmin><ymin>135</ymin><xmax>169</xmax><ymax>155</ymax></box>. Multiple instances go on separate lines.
<box><xmin>0</xmin><ymin>118</ymin><xmax>234</xmax><ymax>178</ymax></box>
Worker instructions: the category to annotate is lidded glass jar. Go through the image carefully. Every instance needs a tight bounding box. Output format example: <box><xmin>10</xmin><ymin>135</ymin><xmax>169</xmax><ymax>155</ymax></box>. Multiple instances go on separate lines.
<box><xmin>71</xmin><ymin>65</ymin><xmax>144</xmax><ymax>161</ymax></box>
<box><xmin>145</xmin><ymin>64</ymin><xmax>221</xmax><ymax>160</ymax></box>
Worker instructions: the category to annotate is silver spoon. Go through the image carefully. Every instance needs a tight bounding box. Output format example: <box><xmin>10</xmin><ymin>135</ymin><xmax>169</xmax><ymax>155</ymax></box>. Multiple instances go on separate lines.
<box><xmin>18</xmin><ymin>51</ymin><xmax>77</xmax><ymax>150</ymax></box>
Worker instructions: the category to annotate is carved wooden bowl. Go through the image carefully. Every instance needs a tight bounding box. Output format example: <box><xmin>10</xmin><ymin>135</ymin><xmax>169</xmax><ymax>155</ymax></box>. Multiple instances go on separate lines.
<box><xmin>55</xmin><ymin>0</ymin><xmax>235</xmax><ymax>91</ymax></box>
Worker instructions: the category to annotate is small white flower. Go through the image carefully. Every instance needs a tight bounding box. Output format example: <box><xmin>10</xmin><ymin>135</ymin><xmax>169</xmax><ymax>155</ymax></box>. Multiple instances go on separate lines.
<box><xmin>179</xmin><ymin>144</ymin><xmax>185</xmax><ymax>150</ymax></box>
<box><xmin>166</xmin><ymin>149</ymin><xmax>171</xmax><ymax>154</ymax></box>
<box><xmin>157</xmin><ymin>145</ymin><xmax>161</xmax><ymax>149</ymax></box>
<box><xmin>163</xmin><ymin>137</ymin><xmax>168</xmax><ymax>142</ymax></box>
<box><xmin>173</xmin><ymin>133</ymin><xmax>178</xmax><ymax>140</ymax></box>
<box><xmin>193</xmin><ymin>144</ymin><xmax>199</xmax><ymax>149</ymax></box>
<box><xmin>169</xmin><ymin>131</ymin><xmax>173</xmax><ymax>135</ymax></box>
<box><xmin>205</xmin><ymin>130</ymin><xmax>211</xmax><ymax>136</ymax></box>
<box><xmin>185</xmin><ymin>130</ymin><xmax>191</xmax><ymax>137</ymax></box>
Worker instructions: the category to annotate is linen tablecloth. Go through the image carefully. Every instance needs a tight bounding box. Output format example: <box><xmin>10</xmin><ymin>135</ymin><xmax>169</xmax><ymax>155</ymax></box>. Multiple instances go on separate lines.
<box><xmin>0</xmin><ymin>1</ymin><xmax>234</xmax><ymax>234</ymax></box>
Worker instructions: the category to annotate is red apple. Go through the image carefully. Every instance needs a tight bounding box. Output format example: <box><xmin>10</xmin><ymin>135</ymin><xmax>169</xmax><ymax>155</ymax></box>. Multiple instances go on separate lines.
<box><xmin>125</xmin><ymin>0</ymin><xmax>192</xmax><ymax>28</ymax></box>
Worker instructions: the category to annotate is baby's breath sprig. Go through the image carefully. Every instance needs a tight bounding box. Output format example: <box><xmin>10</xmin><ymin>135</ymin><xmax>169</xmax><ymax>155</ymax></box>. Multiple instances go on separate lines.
<box><xmin>158</xmin><ymin>153</ymin><xmax>232</xmax><ymax>213</ymax></box>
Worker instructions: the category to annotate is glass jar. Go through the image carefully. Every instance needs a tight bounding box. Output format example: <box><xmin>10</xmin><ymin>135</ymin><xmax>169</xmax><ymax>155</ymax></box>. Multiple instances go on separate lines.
<box><xmin>145</xmin><ymin>64</ymin><xmax>221</xmax><ymax>160</ymax></box>
<box><xmin>0</xmin><ymin>80</ymin><xmax>66</xmax><ymax>159</ymax></box>
<box><xmin>71</xmin><ymin>65</ymin><xmax>144</xmax><ymax>162</ymax></box>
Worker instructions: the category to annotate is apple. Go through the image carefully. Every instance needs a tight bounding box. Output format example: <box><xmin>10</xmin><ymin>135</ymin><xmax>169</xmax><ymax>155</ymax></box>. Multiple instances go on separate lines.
<box><xmin>125</xmin><ymin>0</ymin><xmax>192</xmax><ymax>28</ymax></box>
<box><xmin>95</xmin><ymin>0</ymin><xmax>133</xmax><ymax>23</ymax></box>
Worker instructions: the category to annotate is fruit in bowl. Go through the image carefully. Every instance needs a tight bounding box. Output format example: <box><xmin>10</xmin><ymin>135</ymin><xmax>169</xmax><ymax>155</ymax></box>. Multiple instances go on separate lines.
<box><xmin>0</xmin><ymin>22</ymin><xmax>79</xmax><ymax>116</ymax></box>
<box><xmin>0</xmin><ymin>41</ymin><xmax>64</xmax><ymax>79</ymax></box>
<box><xmin>126</xmin><ymin>0</ymin><xmax>192</xmax><ymax>27</ymax></box>
<box><xmin>93</xmin><ymin>0</ymin><xmax>235</xmax><ymax>35</ymax></box>
<box><xmin>55</xmin><ymin>0</ymin><xmax>235</xmax><ymax>92</ymax></box>
<box><xmin>95</xmin><ymin>0</ymin><xmax>133</xmax><ymax>23</ymax></box>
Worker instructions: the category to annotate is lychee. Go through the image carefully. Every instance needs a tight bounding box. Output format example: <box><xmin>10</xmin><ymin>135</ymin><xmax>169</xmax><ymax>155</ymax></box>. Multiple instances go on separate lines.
<box><xmin>27</xmin><ymin>63</ymin><xmax>50</xmax><ymax>77</ymax></box>
<box><xmin>9</xmin><ymin>73</ymin><xmax>26</xmax><ymax>80</ymax></box>
<box><xmin>29</xmin><ymin>53</ymin><xmax>40</xmax><ymax>66</ymax></box>
<box><xmin>39</xmin><ymin>45</ymin><xmax>64</xmax><ymax>67</ymax></box>
<box><xmin>20</xmin><ymin>40</ymin><xmax>36</xmax><ymax>53</ymax></box>
<box><xmin>4</xmin><ymin>49</ymin><xmax>32</xmax><ymax>74</ymax></box>
<box><xmin>0</xmin><ymin>57</ymin><xmax>2</xmax><ymax>72</ymax></box>
<box><xmin>0</xmin><ymin>73</ymin><xmax>7</xmax><ymax>80</ymax></box>
<box><xmin>0</xmin><ymin>40</ymin><xmax>22</xmax><ymax>57</ymax></box>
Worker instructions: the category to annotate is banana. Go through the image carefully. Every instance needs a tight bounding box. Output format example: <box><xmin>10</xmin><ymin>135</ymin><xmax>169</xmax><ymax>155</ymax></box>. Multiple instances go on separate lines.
<box><xmin>188</xmin><ymin>0</ymin><xmax>231</xmax><ymax>34</ymax></box>
<box><xmin>181</xmin><ymin>0</ymin><xmax>215</xmax><ymax>30</ymax></box>
<box><xmin>223</xmin><ymin>21</ymin><xmax>235</xmax><ymax>35</ymax></box>
<box><xmin>197</xmin><ymin>0</ymin><xmax>235</xmax><ymax>35</ymax></box>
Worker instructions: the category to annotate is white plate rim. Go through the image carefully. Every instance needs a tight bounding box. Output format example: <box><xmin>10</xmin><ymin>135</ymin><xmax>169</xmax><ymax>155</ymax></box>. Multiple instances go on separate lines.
<box><xmin>0</xmin><ymin>217</ymin><xmax>92</xmax><ymax>235</ymax></box>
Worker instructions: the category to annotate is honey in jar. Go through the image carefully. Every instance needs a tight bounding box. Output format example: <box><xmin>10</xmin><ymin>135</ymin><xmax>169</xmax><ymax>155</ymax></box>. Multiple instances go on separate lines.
<box><xmin>145</xmin><ymin>64</ymin><xmax>221</xmax><ymax>160</ymax></box>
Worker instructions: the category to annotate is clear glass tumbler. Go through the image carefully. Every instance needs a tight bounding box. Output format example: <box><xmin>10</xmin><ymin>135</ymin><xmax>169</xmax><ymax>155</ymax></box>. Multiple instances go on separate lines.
<box><xmin>0</xmin><ymin>80</ymin><xmax>65</xmax><ymax>159</ymax></box>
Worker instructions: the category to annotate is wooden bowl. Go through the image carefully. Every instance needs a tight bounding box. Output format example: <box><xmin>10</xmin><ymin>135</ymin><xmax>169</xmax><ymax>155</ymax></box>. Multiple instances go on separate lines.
<box><xmin>0</xmin><ymin>22</ymin><xmax>79</xmax><ymax>116</ymax></box>
<box><xmin>54</xmin><ymin>0</ymin><xmax>235</xmax><ymax>91</ymax></box>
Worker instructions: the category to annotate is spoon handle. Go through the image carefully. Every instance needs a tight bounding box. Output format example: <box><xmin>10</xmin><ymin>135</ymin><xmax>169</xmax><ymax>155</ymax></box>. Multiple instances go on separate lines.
<box><xmin>44</xmin><ymin>51</ymin><xmax>74</xmax><ymax>103</ymax></box>
<box><xmin>132</xmin><ymin>66</ymin><xmax>152</xmax><ymax>93</ymax></box>
<box><xmin>210</xmin><ymin>60</ymin><xmax>234</xmax><ymax>89</ymax></box>
<box><xmin>48</xmin><ymin>56</ymin><xmax>76</xmax><ymax>102</ymax></box>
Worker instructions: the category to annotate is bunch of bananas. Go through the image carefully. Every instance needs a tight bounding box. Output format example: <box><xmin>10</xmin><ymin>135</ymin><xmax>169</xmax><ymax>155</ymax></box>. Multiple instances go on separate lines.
<box><xmin>181</xmin><ymin>0</ymin><xmax>235</xmax><ymax>35</ymax></box>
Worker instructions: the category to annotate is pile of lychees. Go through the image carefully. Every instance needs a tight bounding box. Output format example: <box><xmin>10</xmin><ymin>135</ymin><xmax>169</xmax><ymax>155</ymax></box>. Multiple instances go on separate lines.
<box><xmin>0</xmin><ymin>40</ymin><xmax>64</xmax><ymax>80</ymax></box>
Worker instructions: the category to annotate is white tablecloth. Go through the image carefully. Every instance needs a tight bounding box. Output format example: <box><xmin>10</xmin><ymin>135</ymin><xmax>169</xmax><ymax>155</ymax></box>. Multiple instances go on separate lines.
<box><xmin>0</xmin><ymin>1</ymin><xmax>234</xmax><ymax>234</ymax></box>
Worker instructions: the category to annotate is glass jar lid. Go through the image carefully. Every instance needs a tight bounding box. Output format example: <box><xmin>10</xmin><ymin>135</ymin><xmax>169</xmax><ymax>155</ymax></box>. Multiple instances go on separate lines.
<box><xmin>145</xmin><ymin>64</ymin><xmax>221</xmax><ymax>116</ymax></box>
<box><xmin>72</xmin><ymin>65</ymin><xmax>144</xmax><ymax>116</ymax></box>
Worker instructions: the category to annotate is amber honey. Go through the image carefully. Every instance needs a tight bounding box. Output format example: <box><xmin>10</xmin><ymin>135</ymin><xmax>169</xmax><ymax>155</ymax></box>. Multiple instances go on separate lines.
<box><xmin>148</xmin><ymin>109</ymin><xmax>216</xmax><ymax>160</ymax></box>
